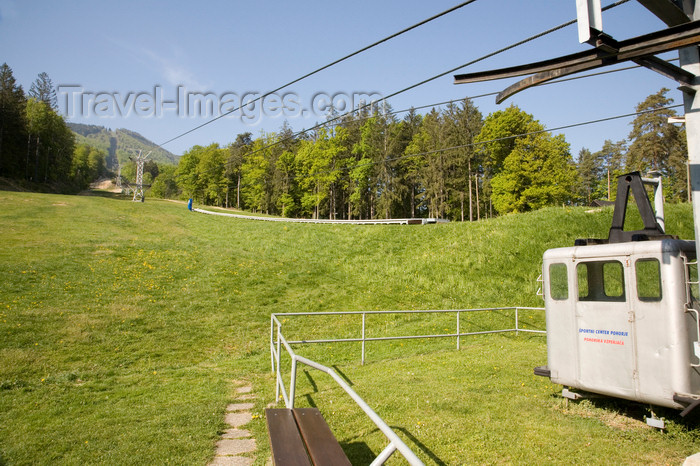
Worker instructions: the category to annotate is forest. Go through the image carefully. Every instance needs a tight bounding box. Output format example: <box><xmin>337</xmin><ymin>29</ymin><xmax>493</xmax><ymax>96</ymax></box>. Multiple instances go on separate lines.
<box><xmin>168</xmin><ymin>88</ymin><xmax>688</xmax><ymax>221</ymax></box>
<box><xmin>0</xmin><ymin>63</ymin><xmax>110</xmax><ymax>192</ymax></box>
<box><xmin>0</xmin><ymin>61</ymin><xmax>688</xmax><ymax>219</ymax></box>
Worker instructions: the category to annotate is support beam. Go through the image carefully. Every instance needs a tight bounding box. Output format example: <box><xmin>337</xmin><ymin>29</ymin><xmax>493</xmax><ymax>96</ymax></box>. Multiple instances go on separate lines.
<box><xmin>632</xmin><ymin>55</ymin><xmax>696</xmax><ymax>85</ymax></box>
<box><xmin>675</xmin><ymin>1</ymin><xmax>700</xmax><ymax>287</ymax></box>
<box><xmin>637</xmin><ymin>0</ymin><xmax>690</xmax><ymax>26</ymax></box>
<box><xmin>577</xmin><ymin>0</ymin><xmax>603</xmax><ymax>43</ymax></box>
<box><xmin>454</xmin><ymin>20</ymin><xmax>700</xmax><ymax>103</ymax></box>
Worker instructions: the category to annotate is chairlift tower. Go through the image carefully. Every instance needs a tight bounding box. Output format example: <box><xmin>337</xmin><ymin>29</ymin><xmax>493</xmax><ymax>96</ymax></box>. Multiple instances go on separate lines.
<box><xmin>129</xmin><ymin>150</ymin><xmax>151</xmax><ymax>202</ymax></box>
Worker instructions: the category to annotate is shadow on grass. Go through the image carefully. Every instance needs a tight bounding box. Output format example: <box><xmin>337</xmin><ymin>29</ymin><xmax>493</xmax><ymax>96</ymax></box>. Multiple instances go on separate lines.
<box><xmin>303</xmin><ymin>394</ymin><xmax>318</xmax><ymax>408</ymax></box>
<box><xmin>554</xmin><ymin>388</ymin><xmax>700</xmax><ymax>429</ymax></box>
<box><xmin>342</xmin><ymin>426</ymin><xmax>446</xmax><ymax>465</ymax></box>
<box><xmin>341</xmin><ymin>441</ymin><xmax>375</xmax><ymax>464</ymax></box>
<box><xmin>332</xmin><ymin>365</ymin><xmax>354</xmax><ymax>387</ymax></box>
<box><xmin>78</xmin><ymin>190</ymin><xmax>132</xmax><ymax>200</ymax></box>
<box><xmin>303</xmin><ymin>370</ymin><xmax>318</xmax><ymax>393</ymax></box>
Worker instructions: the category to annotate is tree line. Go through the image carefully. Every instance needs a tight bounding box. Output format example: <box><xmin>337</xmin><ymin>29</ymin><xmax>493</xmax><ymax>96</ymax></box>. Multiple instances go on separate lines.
<box><xmin>0</xmin><ymin>60</ymin><xmax>686</xmax><ymax>214</ymax></box>
<box><xmin>169</xmin><ymin>88</ymin><xmax>687</xmax><ymax>220</ymax></box>
<box><xmin>0</xmin><ymin>63</ymin><xmax>108</xmax><ymax>191</ymax></box>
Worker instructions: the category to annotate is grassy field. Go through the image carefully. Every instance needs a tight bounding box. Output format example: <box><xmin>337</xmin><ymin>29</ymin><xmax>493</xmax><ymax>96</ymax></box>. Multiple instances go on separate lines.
<box><xmin>1</xmin><ymin>190</ymin><xmax>700</xmax><ymax>464</ymax></box>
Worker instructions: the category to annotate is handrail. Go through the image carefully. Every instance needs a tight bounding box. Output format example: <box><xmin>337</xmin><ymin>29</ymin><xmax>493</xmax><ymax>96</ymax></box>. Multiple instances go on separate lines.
<box><xmin>271</xmin><ymin>316</ymin><xmax>424</xmax><ymax>465</ymax></box>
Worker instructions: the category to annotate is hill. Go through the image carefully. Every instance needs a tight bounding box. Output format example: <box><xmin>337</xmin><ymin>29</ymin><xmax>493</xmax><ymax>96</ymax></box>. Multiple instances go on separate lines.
<box><xmin>68</xmin><ymin>123</ymin><xmax>179</xmax><ymax>169</ymax></box>
<box><xmin>1</xmin><ymin>194</ymin><xmax>698</xmax><ymax>464</ymax></box>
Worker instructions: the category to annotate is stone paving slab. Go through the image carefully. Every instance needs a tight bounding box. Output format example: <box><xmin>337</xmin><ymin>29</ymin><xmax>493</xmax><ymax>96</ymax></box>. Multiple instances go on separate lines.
<box><xmin>208</xmin><ymin>381</ymin><xmax>258</xmax><ymax>466</ymax></box>
<box><xmin>222</xmin><ymin>428</ymin><xmax>251</xmax><ymax>439</ymax></box>
<box><xmin>226</xmin><ymin>403</ymin><xmax>254</xmax><ymax>412</ymax></box>
<box><xmin>225</xmin><ymin>412</ymin><xmax>252</xmax><ymax>427</ymax></box>
<box><xmin>209</xmin><ymin>455</ymin><xmax>255</xmax><ymax>466</ymax></box>
<box><xmin>215</xmin><ymin>438</ymin><xmax>256</xmax><ymax>456</ymax></box>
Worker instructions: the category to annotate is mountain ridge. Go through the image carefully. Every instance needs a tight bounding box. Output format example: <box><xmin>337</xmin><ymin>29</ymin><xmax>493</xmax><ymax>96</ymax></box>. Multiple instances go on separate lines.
<box><xmin>68</xmin><ymin>123</ymin><xmax>179</xmax><ymax>168</ymax></box>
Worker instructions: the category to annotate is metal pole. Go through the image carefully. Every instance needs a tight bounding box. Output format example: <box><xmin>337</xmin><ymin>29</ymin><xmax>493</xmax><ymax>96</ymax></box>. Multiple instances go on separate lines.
<box><xmin>679</xmin><ymin>2</ymin><xmax>700</xmax><ymax>304</ymax></box>
<box><xmin>275</xmin><ymin>324</ymin><xmax>282</xmax><ymax>403</ymax></box>
<box><xmin>372</xmin><ymin>443</ymin><xmax>398</xmax><ymax>466</ymax></box>
<box><xmin>270</xmin><ymin>315</ymin><xmax>275</xmax><ymax>373</ymax></box>
<box><xmin>289</xmin><ymin>357</ymin><xmax>298</xmax><ymax>409</ymax></box>
<box><xmin>362</xmin><ymin>313</ymin><xmax>366</xmax><ymax>365</ymax></box>
<box><xmin>456</xmin><ymin>311</ymin><xmax>461</xmax><ymax>350</ymax></box>
<box><xmin>515</xmin><ymin>308</ymin><xmax>519</xmax><ymax>335</ymax></box>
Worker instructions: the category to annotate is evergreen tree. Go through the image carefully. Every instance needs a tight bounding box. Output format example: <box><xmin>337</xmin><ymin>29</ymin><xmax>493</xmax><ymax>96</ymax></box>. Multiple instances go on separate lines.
<box><xmin>29</xmin><ymin>72</ymin><xmax>58</xmax><ymax>111</ymax></box>
<box><xmin>626</xmin><ymin>88</ymin><xmax>687</xmax><ymax>201</ymax></box>
<box><xmin>444</xmin><ymin>99</ymin><xmax>483</xmax><ymax>221</ymax></box>
<box><xmin>0</xmin><ymin>63</ymin><xmax>27</xmax><ymax>178</ymax></box>
<box><xmin>25</xmin><ymin>98</ymin><xmax>74</xmax><ymax>183</ymax></box>
<box><xmin>405</xmin><ymin>109</ymin><xmax>450</xmax><ymax>218</ymax></box>
<box><xmin>577</xmin><ymin>147</ymin><xmax>605</xmax><ymax>204</ymax></box>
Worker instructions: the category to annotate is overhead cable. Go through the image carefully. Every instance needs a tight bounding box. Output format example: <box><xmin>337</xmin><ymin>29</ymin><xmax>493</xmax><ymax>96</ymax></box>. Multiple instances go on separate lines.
<box><xmin>157</xmin><ymin>0</ymin><xmax>481</xmax><ymax>148</ymax></box>
<box><xmin>232</xmin><ymin>0</ymin><xmax>632</xmax><ymax>164</ymax></box>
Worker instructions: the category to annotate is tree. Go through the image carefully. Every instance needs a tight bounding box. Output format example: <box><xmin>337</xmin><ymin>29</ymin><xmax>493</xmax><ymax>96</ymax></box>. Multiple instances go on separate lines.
<box><xmin>295</xmin><ymin>128</ymin><xmax>344</xmax><ymax>219</ymax></box>
<box><xmin>577</xmin><ymin>148</ymin><xmax>605</xmax><ymax>204</ymax></box>
<box><xmin>196</xmin><ymin>144</ymin><xmax>228</xmax><ymax>205</ymax></box>
<box><xmin>444</xmin><ymin>99</ymin><xmax>483</xmax><ymax>221</ymax></box>
<box><xmin>0</xmin><ymin>63</ymin><xmax>27</xmax><ymax>178</ymax></box>
<box><xmin>475</xmin><ymin>105</ymin><xmax>542</xmax><ymax>216</ymax></box>
<box><xmin>25</xmin><ymin>98</ymin><xmax>74</xmax><ymax>183</ymax></box>
<box><xmin>476</xmin><ymin>105</ymin><xmax>540</xmax><ymax>174</ymax></box>
<box><xmin>150</xmin><ymin>164</ymin><xmax>180</xmax><ymax>199</ymax></box>
<box><xmin>392</xmin><ymin>108</ymin><xmax>422</xmax><ymax>217</ymax></box>
<box><xmin>405</xmin><ymin>109</ymin><xmax>450</xmax><ymax>218</ymax></box>
<box><xmin>627</xmin><ymin>88</ymin><xmax>687</xmax><ymax>201</ymax></box>
<box><xmin>29</xmin><ymin>72</ymin><xmax>57</xmax><ymax>111</ymax></box>
<box><xmin>176</xmin><ymin>145</ymin><xmax>205</xmax><ymax>201</ymax></box>
<box><xmin>592</xmin><ymin>139</ymin><xmax>627</xmax><ymax>201</ymax></box>
<box><xmin>491</xmin><ymin>132</ymin><xmax>577</xmax><ymax>214</ymax></box>
<box><xmin>352</xmin><ymin>111</ymin><xmax>401</xmax><ymax>219</ymax></box>
<box><xmin>241</xmin><ymin>135</ymin><xmax>273</xmax><ymax>213</ymax></box>
<box><xmin>71</xmin><ymin>144</ymin><xmax>106</xmax><ymax>189</ymax></box>
<box><xmin>226</xmin><ymin>132</ymin><xmax>253</xmax><ymax>209</ymax></box>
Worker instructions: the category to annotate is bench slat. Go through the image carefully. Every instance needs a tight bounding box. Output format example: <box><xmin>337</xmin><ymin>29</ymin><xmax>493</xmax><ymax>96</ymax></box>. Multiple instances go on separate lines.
<box><xmin>265</xmin><ymin>408</ymin><xmax>312</xmax><ymax>466</ymax></box>
<box><xmin>293</xmin><ymin>408</ymin><xmax>351</xmax><ymax>466</ymax></box>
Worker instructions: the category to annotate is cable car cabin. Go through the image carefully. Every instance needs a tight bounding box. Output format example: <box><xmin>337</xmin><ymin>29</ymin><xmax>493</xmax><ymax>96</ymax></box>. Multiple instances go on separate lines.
<box><xmin>537</xmin><ymin>173</ymin><xmax>700</xmax><ymax>416</ymax></box>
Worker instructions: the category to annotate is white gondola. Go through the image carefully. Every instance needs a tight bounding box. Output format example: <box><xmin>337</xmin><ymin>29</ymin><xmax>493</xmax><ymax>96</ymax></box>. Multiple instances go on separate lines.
<box><xmin>537</xmin><ymin>173</ymin><xmax>700</xmax><ymax>418</ymax></box>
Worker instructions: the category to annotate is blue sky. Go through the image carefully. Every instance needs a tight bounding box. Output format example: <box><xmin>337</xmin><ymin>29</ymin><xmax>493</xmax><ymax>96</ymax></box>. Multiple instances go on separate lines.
<box><xmin>0</xmin><ymin>0</ymin><xmax>680</xmax><ymax>158</ymax></box>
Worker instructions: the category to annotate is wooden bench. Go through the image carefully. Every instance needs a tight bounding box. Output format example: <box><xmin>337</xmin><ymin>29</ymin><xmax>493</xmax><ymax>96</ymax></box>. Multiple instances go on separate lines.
<box><xmin>266</xmin><ymin>408</ymin><xmax>351</xmax><ymax>466</ymax></box>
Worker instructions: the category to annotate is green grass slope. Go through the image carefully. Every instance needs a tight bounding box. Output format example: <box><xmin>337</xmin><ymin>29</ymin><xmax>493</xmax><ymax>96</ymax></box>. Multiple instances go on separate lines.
<box><xmin>1</xmin><ymin>191</ymin><xmax>698</xmax><ymax>464</ymax></box>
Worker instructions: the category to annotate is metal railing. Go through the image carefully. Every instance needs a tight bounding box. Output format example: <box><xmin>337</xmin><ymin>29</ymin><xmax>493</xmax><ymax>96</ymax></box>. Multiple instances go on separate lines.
<box><xmin>269</xmin><ymin>307</ymin><xmax>545</xmax><ymax>465</ymax></box>
<box><xmin>272</xmin><ymin>307</ymin><xmax>545</xmax><ymax>365</ymax></box>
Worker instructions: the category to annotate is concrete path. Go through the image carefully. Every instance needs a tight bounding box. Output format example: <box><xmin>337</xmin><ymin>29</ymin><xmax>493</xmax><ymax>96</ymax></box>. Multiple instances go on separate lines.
<box><xmin>209</xmin><ymin>382</ymin><xmax>258</xmax><ymax>466</ymax></box>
